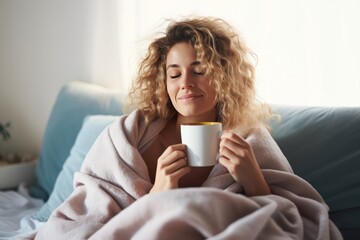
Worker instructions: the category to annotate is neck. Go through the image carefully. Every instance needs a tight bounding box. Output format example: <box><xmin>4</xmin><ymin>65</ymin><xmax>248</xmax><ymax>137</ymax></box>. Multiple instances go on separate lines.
<box><xmin>175</xmin><ymin>109</ymin><xmax>218</xmax><ymax>130</ymax></box>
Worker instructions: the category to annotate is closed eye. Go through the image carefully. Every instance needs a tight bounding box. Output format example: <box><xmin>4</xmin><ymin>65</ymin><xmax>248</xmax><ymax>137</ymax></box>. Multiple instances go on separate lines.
<box><xmin>170</xmin><ymin>74</ymin><xmax>181</xmax><ymax>79</ymax></box>
<box><xmin>194</xmin><ymin>71</ymin><xmax>205</xmax><ymax>75</ymax></box>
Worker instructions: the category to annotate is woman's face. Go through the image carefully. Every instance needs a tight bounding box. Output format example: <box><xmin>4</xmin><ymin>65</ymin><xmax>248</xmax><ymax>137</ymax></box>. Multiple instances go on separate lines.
<box><xmin>166</xmin><ymin>42</ymin><xmax>217</xmax><ymax>122</ymax></box>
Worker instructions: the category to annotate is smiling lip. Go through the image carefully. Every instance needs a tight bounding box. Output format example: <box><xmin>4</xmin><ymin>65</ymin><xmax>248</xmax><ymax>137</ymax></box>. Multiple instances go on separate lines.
<box><xmin>178</xmin><ymin>94</ymin><xmax>202</xmax><ymax>101</ymax></box>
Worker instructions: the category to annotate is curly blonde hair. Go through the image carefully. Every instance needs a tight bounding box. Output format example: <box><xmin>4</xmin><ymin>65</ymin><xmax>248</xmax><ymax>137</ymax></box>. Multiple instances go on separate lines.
<box><xmin>126</xmin><ymin>16</ymin><xmax>273</xmax><ymax>133</ymax></box>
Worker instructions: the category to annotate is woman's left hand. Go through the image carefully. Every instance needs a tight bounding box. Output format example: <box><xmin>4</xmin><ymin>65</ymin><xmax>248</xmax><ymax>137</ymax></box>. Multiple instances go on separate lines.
<box><xmin>219</xmin><ymin>131</ymin><xmax>271</xmax><ymax>196</ymax></box>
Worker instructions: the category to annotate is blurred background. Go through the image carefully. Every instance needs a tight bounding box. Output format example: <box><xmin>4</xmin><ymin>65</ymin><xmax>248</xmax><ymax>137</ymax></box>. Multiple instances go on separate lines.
<box><xmin>1</xmin><ymin>0</ymin><xmax>359</xmax><ymax>157</ymax></box>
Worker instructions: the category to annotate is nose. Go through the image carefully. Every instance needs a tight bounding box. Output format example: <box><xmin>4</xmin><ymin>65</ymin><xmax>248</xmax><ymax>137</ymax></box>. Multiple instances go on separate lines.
<box><xmin>180</xmin><ymin>71</ymin><xmax>195</xmax><ymax>89</ymax></box>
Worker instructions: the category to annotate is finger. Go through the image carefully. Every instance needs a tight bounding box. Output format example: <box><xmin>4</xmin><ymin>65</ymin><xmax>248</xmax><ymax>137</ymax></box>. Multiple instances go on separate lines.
<box><xmin>169</xmin><ymin>165</ymin><xmax>191</xmax><ymax>183</ymax></box>
<box><xmin>163</xmin><ymin>158</ymin><xmax>188</xmax><ymax>175</ymax></box>
<box><xmin>221</xmin><ymin>131</ymin><xmax>249</xmax><ymax>147</ymax></box>
<box><xmin>219</xmin><ymin>145</ymin><xmax>246</xmax><ymax>164</ymax></box>
<box><xmin>220</xmin><ymin>137</ymin><xmax>241</xmax><ymax>152</ymax></box>
<box><xmin>220</xmin><ymin>133</ymin><xmax>251</xmax><ymax>159</ymax></box>
<box><xmin>218</xmin><ymin>155</ymin><xmax>232</xmax><ymax>169</ymax></box>
<box><xmin>218</xmin><ymin>155</ymin><xmax>243</xmax><ymax>184</ymax></box>
<box><xmin>161</xmin><ymin>144</ymin><xmax>187</xmax><ymax>157</ymax></box>
<box><xmin>158</xmin><ymin>152</ymin><xmax>185</xmax><ymax>171</ymax></box>
<box><xmin>159</xmin><ymin>145</ymin><xmax>187</xmax><ymax>166</ymax></box>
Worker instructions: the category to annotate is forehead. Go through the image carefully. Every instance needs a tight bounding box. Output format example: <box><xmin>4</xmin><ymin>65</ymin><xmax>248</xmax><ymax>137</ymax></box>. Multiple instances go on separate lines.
<box><xmin>166</xmin><ymin>42</ymin><xmax>197</xmax><ymax>67</ymax></box>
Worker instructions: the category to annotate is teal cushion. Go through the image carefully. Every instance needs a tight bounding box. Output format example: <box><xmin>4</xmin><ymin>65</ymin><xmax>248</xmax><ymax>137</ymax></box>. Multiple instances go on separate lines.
<box><xmin>30</xmin><ymin>81</ymin><xmax>123</xmax><ymax>200</ymax></box>
<box><xmin>271</xmin><ymin>105</ymin><xmax>360</xmax><ymax>237</ymax></box>
<box><xmin>36</xmin><ymin>115</ymin><xmax>119</xmax><ymax>221</ymax></box>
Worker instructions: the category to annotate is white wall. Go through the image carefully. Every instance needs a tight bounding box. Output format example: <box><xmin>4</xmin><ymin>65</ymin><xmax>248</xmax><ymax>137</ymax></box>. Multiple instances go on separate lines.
<box><xmin>1</xmin><ymin>0</ymin><xmax>360</xmax><ymax>157</ymax></box>
<box><xmin>0</xmin><ymin>0</ymin><xmax>123</xmax><ymax>156</ymax></box>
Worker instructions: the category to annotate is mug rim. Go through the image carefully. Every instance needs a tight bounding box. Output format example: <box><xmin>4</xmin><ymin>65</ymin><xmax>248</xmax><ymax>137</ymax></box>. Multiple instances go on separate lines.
<box><xmin>181</xmin><ymin>122</ymin><xmax>222</xmax><ymax>126</ymax></box>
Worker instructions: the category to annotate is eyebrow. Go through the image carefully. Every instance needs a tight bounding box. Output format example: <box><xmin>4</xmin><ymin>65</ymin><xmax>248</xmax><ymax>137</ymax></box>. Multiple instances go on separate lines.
<box><xmin>166</xmin><ymin>61</ymin><xmax>201</xmax><ymax>70</ymax></box>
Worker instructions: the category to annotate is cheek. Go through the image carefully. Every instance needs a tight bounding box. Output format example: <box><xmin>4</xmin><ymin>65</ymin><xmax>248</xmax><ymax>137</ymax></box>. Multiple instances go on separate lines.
<box><xmin>210</xmin><ymin>89</ymin><xmax>217</xmax><ymax>102</ymax></box>
<box><xmin>202</xmin><ymin>81</ymin><xmax>217</xmax><ymax>101</ymax></box>
<box><xmin>166</xmin><ymin>82</ymin><xmax>177</xmax><ymax>103</ymax></box>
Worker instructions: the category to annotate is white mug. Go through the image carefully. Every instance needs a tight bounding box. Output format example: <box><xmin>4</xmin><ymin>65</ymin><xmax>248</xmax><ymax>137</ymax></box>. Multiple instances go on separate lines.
<box><xmin>180</xmin><ymin>122</ymin><xmax>222</xmax><ymax>167</ymax></box>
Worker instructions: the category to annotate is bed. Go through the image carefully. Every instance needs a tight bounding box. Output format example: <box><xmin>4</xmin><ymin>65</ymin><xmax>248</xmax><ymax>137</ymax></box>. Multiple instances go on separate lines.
<box><xmin>0</xmin><ymin>184</ymin><xmax>43</xmax><ymax>239</ymax></box>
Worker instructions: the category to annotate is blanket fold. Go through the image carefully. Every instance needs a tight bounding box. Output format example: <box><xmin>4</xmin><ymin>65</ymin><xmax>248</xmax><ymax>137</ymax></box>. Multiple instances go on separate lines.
<box><xmin>31</xmin><ymin>110</ymin><xmax>342</xmax><ymax>240</ymax></box>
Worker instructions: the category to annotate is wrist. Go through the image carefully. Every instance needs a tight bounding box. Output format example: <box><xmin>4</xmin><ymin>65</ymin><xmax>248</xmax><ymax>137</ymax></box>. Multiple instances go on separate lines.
<box><xmin>242</xmin><ymin>170</ymin><xmax>271</xmax><ymax>196</ymax></box>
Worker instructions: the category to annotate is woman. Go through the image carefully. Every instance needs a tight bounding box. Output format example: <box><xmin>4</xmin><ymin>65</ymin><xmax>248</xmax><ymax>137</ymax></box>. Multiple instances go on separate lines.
<box><xmin>33</xmin><ymin>17</ymin><xmax>341</xmax><ymax>239</ymax></box>
<box><xmin>131</xmin><ymin>18</ymin><xmax>271</xmax><ymax>196</ymax></box>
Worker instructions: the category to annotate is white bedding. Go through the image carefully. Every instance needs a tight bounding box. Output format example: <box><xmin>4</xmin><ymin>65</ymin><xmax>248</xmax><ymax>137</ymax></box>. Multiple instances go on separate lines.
<box><xmin>0</xmin><ymin>184</ymin><xmax>44</xmax><ymax>240</ymax></box>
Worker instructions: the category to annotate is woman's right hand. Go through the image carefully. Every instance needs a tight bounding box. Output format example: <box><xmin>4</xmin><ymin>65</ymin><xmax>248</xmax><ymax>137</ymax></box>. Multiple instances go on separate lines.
<box><xmin>150</xmin><ymin>144</ymin><xmax>190</xmax><ymax>193</ymax></box>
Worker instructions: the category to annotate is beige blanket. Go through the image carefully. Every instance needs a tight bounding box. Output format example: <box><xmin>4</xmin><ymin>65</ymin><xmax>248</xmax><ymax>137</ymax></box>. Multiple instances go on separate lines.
<box><xmin>30</xmin><ymin>110</ymin><xmax>342</xmax><ymax>239</ymax></box>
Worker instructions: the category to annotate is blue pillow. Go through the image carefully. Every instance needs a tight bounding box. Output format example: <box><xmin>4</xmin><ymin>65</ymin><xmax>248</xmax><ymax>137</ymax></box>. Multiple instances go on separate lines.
<box><xmin>36</xmin><ymin>115</ymin><xmax>119</xmax><ymax>221</ymax></box>
<box><xmin>30</xmin><ymin>81</ymin><xmax>123</xmax><ymax>200</ymax></box>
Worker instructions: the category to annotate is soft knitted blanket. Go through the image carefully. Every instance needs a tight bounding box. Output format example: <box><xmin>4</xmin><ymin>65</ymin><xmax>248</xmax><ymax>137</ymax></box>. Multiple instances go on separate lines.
<box><xmin>29</xmin><ymin>110</ymin><xmax>342</xmax><ymax>239</ymax></box>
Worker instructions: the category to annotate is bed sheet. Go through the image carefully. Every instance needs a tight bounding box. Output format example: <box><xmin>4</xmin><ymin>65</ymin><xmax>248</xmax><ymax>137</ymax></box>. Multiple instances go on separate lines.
<box><xmin>0</xmin><ymin>184</ymin><xmax>44</xmax><ymax>240</ymax></box>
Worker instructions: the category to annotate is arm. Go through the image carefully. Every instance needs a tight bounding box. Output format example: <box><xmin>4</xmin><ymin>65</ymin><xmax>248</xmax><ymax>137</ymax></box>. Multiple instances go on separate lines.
<box><xmin>219</xmin><ymin>131</ymin><xmax>271</xmax><ymax>196</ymax></box>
